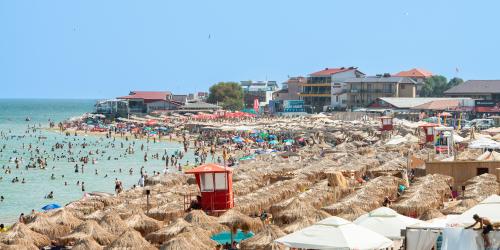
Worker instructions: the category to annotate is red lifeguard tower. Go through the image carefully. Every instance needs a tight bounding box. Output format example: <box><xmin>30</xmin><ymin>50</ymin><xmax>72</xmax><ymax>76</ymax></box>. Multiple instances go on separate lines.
<box><xmin>419</xmin><ymin>123</ymin><xmax>440</xmax><ymax>143</ymax></box>
<box><xmin>185</xmin><ymin>163</ymin><xmax>234</xmax><ymax>213</ymax></box>
<box><xmin>379</xmin><ymin>116</ymin><xmax>394</xmax><ymax>131</ymax></box>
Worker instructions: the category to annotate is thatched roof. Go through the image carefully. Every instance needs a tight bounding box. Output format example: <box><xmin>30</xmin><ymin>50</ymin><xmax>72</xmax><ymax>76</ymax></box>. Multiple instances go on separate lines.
<box><xmin>240</xmin><ymin>225</ymin><xmax>286</xmax><ymax>250</ymax></box>
<box><xmin>72</xmin><ymin>237</ymin><xmax>103</xmax><ymax>250</ymax></box>
<box><xmin>0</xmin><ymin>242</ymin><xmax>39</xmax><ymax>250</ymax></box>
<box><xmin>125</xmin><ymin>210</ymin><xmax>163</xmax><ymax>236</ymax></box>
<box><xmin>183</xmin><ymin>210</ymin><xmax>228</xmax><ymax>234</ymax></box>
<box><xmin>463</xmin><ymin>173</ymin><xmax>499</xmax><ymax>201</ymax></box>
<box><xmin>99</xmin><ymin>213</ymin><xmax>128</xmax><ymax>235</ymax></box>
<box><xmin>273</xmin><ymin>198</ymin><xmax>330</xmax><ymax>226</ymax></box>
<box><xmin>147</xmin><ymin>203</ymin><xmax>185</xmax><ymax>222</ymax></box>
<box><xmin>58</xmin><ymin>220</ymin><xmax>115</xmax><ymax>246</ymax></box>
<box><xmin>280</xmin><ymin>217</ymin><xmax>317</xmax><ymax>234</ymax></box>
<box><xmin>0</xmin><ymin>223</ymin><xmax>51</xmax><ymax>248</ymax></box>
<box><xmin>336</xmin><ymin>205</ymin><xmax>367</xmax><ymax>221</ymax></box>
<box><xmin>27</xmin><ymin>214</ymin><xmax>71</xmax><ymax>239</ymax></box>
<box><xmin>159</xmin><ymin>230</ymin><xmax>215</xmax><ymax>250</ymax></box>
<box><xmin>218</xmin><ymin>209</ymin><xmax>263</xmax><ymax>232</ymax></box>
<box><xmin>145</xmin><ymin>218</ymin><xmax>193</xmax><ymax>245</ymax></box>
<box><xmin>419</xmin><ymin>209</ymin><xmax>444</xmax><ymax>221</ymax></box>
<box><xmin>84</xmin><ymin>210</ymin><xmax>107</xmax><ymax>221</ymax></box>
<box><xmin>441</xmin><ymin>199</ymin><xmax>479</xmax><ymax>215</ymax></box>
<box><xmin>48</xmin><ymin>208</ymin><xmax>83</xmax><ymax>229</ymax></box>
<box><xmin>105</xmin><ymin>229</ymin><xmax>156</xmax><ymax>250</ymax></box>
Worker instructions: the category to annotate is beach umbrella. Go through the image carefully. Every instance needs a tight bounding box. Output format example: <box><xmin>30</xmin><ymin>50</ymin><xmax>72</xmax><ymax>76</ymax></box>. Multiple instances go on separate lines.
<box><xmin>160</xmin><ymin>230</ymin><xmax>217</xmax><ymax>250</ymax></box>
<box><xmin>145</xmin><ymin>218</ymin><xmax>193</xmax><ymax>244</ymax></box>
<box><xmin>106</xmin><ymin>228</ymin><xmax>156</xmax><ymax>250</ymax></box>
<box><xmin>47</xmin><ymin>209</ymin><xmax>82</xmax><ymax>230</ymax></box>
<box><xmin>240</xmin><ymin>225</ymin><xmax>286</xmax><ymax>250</ymax></box>
<box><xmin>71</xmin><ymin>238</ymin><xmax>103</xmax><ymax>250</ymax></box>
<box><xmin>211</xmin><ymin>229</ymin><xmax>255</xmax><ymax>245</ymax></box>
<box><xmin>0</xmin><ymin>223</ymin><xmax>51</xmax><ymax>248</ymax></box>
<box><xmin>256</xmin><ymin>138</ymin><xmax>264</xmax><ymax>143</ymax></box>
<box><xmin>41</xmin><ymin>203</ymin><xmax>61</xmax><ymax>211</ymax></box>
<box><xmin>58</xmin><ymin>220</ymin><xmax>115</xmax><ymax>246</ymax></box>
<box><xmin>457</xmin><ymin>194</ymin><xmax>500</xmax><ymax>225</ymax></box>
<box><xmin>99</xmin><ymin>213</ymin><xmax>128</xmax><ymax>235</ymax></box>
<box><xmin>419</xmin><ymin>209</ymin><xmax>445</xmax><ymax>221</ymax></box>
<box><xmin>218</xmin><ymin>209</ymin><xmax>263</xmax><ymax>233</ymax></box>
<box><xmin>468</xmin><ymin>137</ymin><xmax>500</xmax><ymax>149</ymax></box>
<box><xmin>353</xmin><ymin>207</ymin><xmax>422</xmax><ymax>239</ymax></box>
<box><xmin>275</xmin><ymin>216</ymin><xmax>393</xmax><ymax>249</ymax></box>
<box><xmin>184</xmin><ymin>210</ymin><xmax>228</xmax><ymax>234</ymax></box>
<box><xmin>269</xmin><ymin>140</ymin><xmax>279</xmax><ymax>145</ymax></box>
<box><xmin>27</xmin><ymin>214</ymin><xmax>70</xmax><ymax>239</ymax></box>
<box><xmin>283</xmin><ymin>139</ymin><xmax>295</xmax><ymax>143</ymax></box>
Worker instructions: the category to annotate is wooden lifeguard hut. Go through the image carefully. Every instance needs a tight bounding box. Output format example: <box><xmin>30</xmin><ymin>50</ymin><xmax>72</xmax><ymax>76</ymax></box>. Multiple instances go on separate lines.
<box><xmin>185</xmin><ymin>163</ymin><xmax>234</xmax><ymax>214</ymax></box>
<box><xmin>419</xmin><ymin>123</ymin><xmax>440</xmax><ymax>143</ymax></box>
<box><xmin>379</xmin><ymin>116</ymin><xmax>394</xmax><ymax>131</ymax></box>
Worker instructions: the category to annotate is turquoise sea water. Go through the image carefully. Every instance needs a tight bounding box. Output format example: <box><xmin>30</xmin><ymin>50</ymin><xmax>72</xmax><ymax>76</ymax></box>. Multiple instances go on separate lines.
<box><xmin>0</xmin><ymin>99</ymin><xmax>193</xmax><ymax>224</ymax></box>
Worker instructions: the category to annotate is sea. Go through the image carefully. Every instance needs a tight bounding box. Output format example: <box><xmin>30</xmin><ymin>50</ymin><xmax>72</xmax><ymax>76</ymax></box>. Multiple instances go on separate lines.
<box><xmin>0</xmin><ymin>99</ymin><xmax>194</xmax><ymax>224</ymax></box>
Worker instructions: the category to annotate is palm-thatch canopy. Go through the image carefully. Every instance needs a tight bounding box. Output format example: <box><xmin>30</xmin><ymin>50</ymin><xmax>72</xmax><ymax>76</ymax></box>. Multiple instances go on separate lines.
<box><xmin>58</xmin><ymin>220</ymin><xmax>115</xmax><ymax>246</ymax></box>
<box><xmin>48</xmin><ymin>208</ymin><xmax>83</xmax><ymax>229</ymax></box>
<box><xmin>0</xmin><ymin>223</ymin><xmax>51</xmax><ymax>248</ymax></box>
<box><xmin>0</xmin><ymin>242</ymin><xmax>39</xmax><ymax>250</ymax></box>
<box><xmin>125</xmin><ymin>210</ymin><xmax>162</xmax><ymax>236</ymax></box>
<box><xmin>218</xmin><ymin>209</ymin><xmax>263</xmax><ymax>233</ymax></box>
<box><xmin>160</xmin><ymin>230</ymin><xmax>215</xmax><ymax>250</ymax></box>
<box><xmin>99</xmin><ymin>213</ymin><xmax>128</xmax><ymax>235</ymax></box>
<box><xmin>84</xmin><ymin>209</ymin><xmax>107</xmax><ymax>221</ymax></box>
<box><xmin>463</xmin><ymin>173</ymin><xmax>499</xmax><ymax>201</ymax></box>
<box><xmin>26</xmin><ymin>214</ymin><xmax>71</xmax><ymax>239</ymax></box>
<box><xmin>336</xmin><ymin>205</ymin><xmax>367</xmax><ymax>221</ymax></box>
<box><xmin>280</xmin><ymin>217</ymin><xmax>317</xmax><ymax>234</ymax></box>
<box><xmin>419</xmin><ymin>208</ymin><xmax>444</xmax><ymax>221</ymax></box>
<box><xmin>240</xmin><ymin>225</ymin><xmax>286</xmax><ymax>250</ymax></box>
<box><xmin>184</xmin><ymin>210</ymin><xmax>228</xmax><ymax>234</ymax></box>
<box><xmin>441</xmin><ymin>199</ymin><xmax>478</xmax><ymax>215</ymax></box>
<box><xmin>273</xmin><ymin>199</ymin><xmax>330</xmax><ymax>226</ymax></box>
<box><xmin>71</xmin><ymin>237</ymin><xmax>103</xmax><ymax>250</ymax></box>
<box><xmin>105</xmin><ymin>229</ymin><xmax>156</xmax><ymax>250</ymax></box>
<box><xmin>145</xmin><ymin>218</ymin><xmax>193</xmax><ymax>245</ymax></box>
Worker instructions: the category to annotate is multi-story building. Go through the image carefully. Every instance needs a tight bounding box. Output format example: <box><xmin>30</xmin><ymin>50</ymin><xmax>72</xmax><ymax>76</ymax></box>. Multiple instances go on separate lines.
<box><xmin>299</xmin><ymin>67</ymin><xmax>364</xmax><ymax>112</ymax></box>
<box><xmin>273</xmin><ymin>77</ymin><xmax>306</xmax><ymax>101</ymax></box>
<box><xmin>117</xmin><ymin>91</ymin><xmax>182</xmax><ymax>113</ymax></box>
<box><xmin>394</xmin><ymin>68</ymin><xmax>433</xmax><ymax>96</ymax></box>
<box><xmin>344</xmin><ymin>74</ymin><xmax>417</xmax><ymax>108</ymax></box>
<box><xmin>241</xmin><ymin>80</ymin><xmax>279</xmax><ymax>109</ymax></box>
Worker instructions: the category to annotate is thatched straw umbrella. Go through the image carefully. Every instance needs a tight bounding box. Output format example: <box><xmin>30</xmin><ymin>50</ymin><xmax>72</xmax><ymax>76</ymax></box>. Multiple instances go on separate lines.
<box><xmin>48</xmin><ymin>208</ymin><xmax>83</xmax><ymax>230</ymax></box>
<box><xmin>160</xmin><ymin>230</ymin><xmax>216</xmax><ymax>250</ymax></box>
<box><xmin>336</xmin><ymin>205</ymin><xmax>367</xmax><ymax>221</ymax></box>
<box><xmin>145</xmin><ymin>218</ymin><xmax>193</xmax><ymax>245</ymax></box>
<box><xmin>0</xmin><ymin>223</ymin><xmax>51</xmax><ymax>248</ymax></box>
<box><xmin>419</xmin><ymin>209</ymin><xmax>444</xmax><ymax>221</ymax></box>
<box><xmin>273</xmin><ymin>199</ymin><xmax>330</xmax><ymax>226</ymax></box>
<box><xmin>280</xmin><ymin>217</ymin><xmax>317</xmax><ymax>234</ymax></box>
<box><xmin>71</xmin><ymin>237</ymin><xmax>103</xmax><ymax>250</ymax></box>
<box><xmin>125</xmin><ymin>210</ymin><xmax>163</xmax><ymax>236</ymax></box>
<box><xmin>104</xmin><ymin>229</ymin><xmax>156</xmax><ymax>250</ymax></box>
<box><xmin>240</xmin><ymin>225</ymin><xmax>286</xmax><ymax>250</ymax></box>
<box><xmin>441</xmin><ymin>199</ymin><xmax>479</xmax><ymax>215</ymax></box>
<box><xmin>27</xmin><ymin>214</ymin><xmax>70</xmax><ymax>239</ymax></box>
<box><xmin>58</xmin><ymin>220</ymin><xmax>115</xmax><ymax>246</ymax></box>
<box><xmin>218</xmin><ymin>209</ymin><xmax>263</xmax><ymax>233</ymax></box>
<box><xmin>147</xmin><ymin>203</ymin><xmax>185</xmax><ymax>222</ymax></box>
<box><xmin>23</xmin><ymin>212</ymin><xmax>47</xmax><ymax>224</ymax></box>
<box><xmin>0</xmin><ymin>242</ymin><xmax>39</xmax><ymax>250</ymax></box>
<box><xmin>99</xmin><ymin>213</ymin><xmax>128</xmax><ymax>235</ymax></box>
<box><xmin>184</xmin><ymin>210</ymin><xmax>228</xmax><ymax>234</ymax></box>
<box><xmin>84</xmin><ymin>209</ymin><xmax>107</xmax><ymax>221</ymax></box>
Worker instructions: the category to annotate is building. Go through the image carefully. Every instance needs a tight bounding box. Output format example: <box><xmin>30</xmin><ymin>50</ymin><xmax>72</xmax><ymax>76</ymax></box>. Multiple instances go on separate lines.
<box><xmin>95</xmin><ymin>99</ymin><xmax>129</xmax><ymax>117</ymax></box>
<box><xmin>188</xmin><ymin>92</ymin><xmax>209</xmax><ymax>101</ymax></box>
<box><xmin>395</xmin><ymin>68</ymin><xmax>433</xmax><ymax>96</ymax></box>
<box><xmin>344</xmin><ymin>75</ymin><xmax>417</xmax><ymax>108</ymax></box>
<box><xmin>178</xmin><ymin>101</ymin><xmax>222</xmax><ymax>113</ymax></box>
<box><xmin>444</xmin><ymin>80</ymin><xmax>500</xmax><ymax>101</ymax></box>
<box><xmin>171</xmin><ymin>94</ymin><xmax>188</xmax><ymax>104</ymax></box>
<box><xmin>117</xmin><ymin>91</ymin><xmax>181</xmax><ymax>113</ymax></box>
<box><xmin>241</xmin><ymin>80</ymin><xmax>279</xmax><ymax>109</ymax></box>
<box><xmin>368</xmin><ymin>97</ymin><xmax>472</xmax><ymax>112</ymax></box>
<box><xmin>273</xmin><ymin>77</ymin><xmax>306</xmax><ymax>101</ymax></box>
<box><xmin>299</xmin><ymin>67</ymin><xmax>364</xmax><ymax>112</ymax></box>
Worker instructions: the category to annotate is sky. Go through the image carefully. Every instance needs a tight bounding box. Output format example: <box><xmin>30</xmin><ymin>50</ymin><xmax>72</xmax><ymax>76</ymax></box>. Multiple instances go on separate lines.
<box><xmin>1</xmin><ymin>0</ymin><xmax>499</xmax><ymax>99</ymax></box>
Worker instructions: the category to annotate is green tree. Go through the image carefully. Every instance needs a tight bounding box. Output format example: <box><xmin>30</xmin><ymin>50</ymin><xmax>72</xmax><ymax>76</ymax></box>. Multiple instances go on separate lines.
<box><xmin>447</xmin><ymin>77</ymin><xmax>464</xmax><ymax>89</ymax></box>
<box><xmin>207</xmin><ymin>82</ymin><xmax>244</xmax><ymax>111</ymax></box>
<box><xmin>420</xmin><ymin>75</ymin><xmax>448</xmax><ymax>97</ymax></box>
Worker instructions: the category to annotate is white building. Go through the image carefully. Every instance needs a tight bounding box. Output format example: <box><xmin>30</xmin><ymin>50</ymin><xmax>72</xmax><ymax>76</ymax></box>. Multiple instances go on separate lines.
<box><xmin>241</xmin><ymin>80</ymin><xmax>279</xmax><ymax>108</ymax></box>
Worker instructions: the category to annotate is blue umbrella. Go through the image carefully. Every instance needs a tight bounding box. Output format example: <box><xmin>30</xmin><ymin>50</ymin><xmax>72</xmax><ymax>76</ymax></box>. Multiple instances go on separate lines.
<box><xmin>269</xmin><ymin>140</ymin><xmax>279</xmax><ymax>145</ymax></box>
<box><xmin>211</xmin><ymin>229</ymin><xmax>254</xmax><ymax>245</ymax></box>
<box><xmin>41</xmin><ymin>203</ymin><xmax>61</xmax><ymax>211</ymax></box>
<box><xmin>255</xmin><ymin>138</ymin><xmax>264</xmax><ymax>143</ymax></box>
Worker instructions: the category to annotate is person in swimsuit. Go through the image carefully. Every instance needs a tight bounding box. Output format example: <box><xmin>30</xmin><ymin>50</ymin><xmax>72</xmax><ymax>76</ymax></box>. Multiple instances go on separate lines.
<box><xmin>465</xmin><ymin>214</ymin><xmax>493</xmax><ymax>247</ymax></box>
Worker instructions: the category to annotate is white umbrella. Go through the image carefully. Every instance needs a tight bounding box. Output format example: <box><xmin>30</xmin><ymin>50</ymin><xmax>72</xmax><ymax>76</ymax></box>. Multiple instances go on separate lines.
<box><xmin>458</xmin><ymin>195</ymin><xmax>500</xmax><ymax>225</ymax></box>
<box><xmin>353</xmin><ymin>207</ymin><xmax>422</xmax><ymax>239</ymax></box>
<box><xmin>468</xmin><ymin>137</ymin><xmax>500</xmax><ymax>149</ymax></box>
<box><xmin>275</xmin><ymin>216</ymin><xmax>393</xmax><ymax>250</ymax></box>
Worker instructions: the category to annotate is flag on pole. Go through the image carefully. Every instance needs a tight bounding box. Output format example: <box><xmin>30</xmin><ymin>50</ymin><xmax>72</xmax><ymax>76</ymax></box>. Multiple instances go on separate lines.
<box><xmin>253</xmin><ymin>98</ymin><xmax>260</xmax><ymax>114</ymax></box>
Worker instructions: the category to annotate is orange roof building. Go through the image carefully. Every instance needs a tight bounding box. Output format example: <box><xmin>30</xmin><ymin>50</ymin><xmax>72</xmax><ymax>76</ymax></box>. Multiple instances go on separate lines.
<box><xmin>394</xmin><ymin>68</ymin><xmax>433</xmax><ymax>78</ymax></box>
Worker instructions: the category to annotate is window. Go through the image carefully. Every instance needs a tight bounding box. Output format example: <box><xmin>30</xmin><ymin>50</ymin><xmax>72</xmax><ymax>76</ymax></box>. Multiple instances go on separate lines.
<box><xmin>215</xmin><ymin>173</ymin><xmax>228</xmax><ymax>190</ymax></box>
<box><xmin>200</xmin><ymin>173</ymin><xmax>214</xmax><ymax>191</ymax></box>
<box><xmin>336</xmin><ymin>96</ymin><xmax>339</xmax><ymax>102</ymax></box>
<box><xmin>477</xmin><ymin>168</ymin><xmax>489</xmax><ymax>176</ymax></box>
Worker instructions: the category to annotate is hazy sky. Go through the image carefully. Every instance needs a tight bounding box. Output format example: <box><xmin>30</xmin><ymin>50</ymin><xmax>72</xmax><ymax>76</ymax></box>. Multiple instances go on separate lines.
<box><xmin>1</xmin><ymin>0</ymin><xmax>499</xmax><ymax>99</ymax></box>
